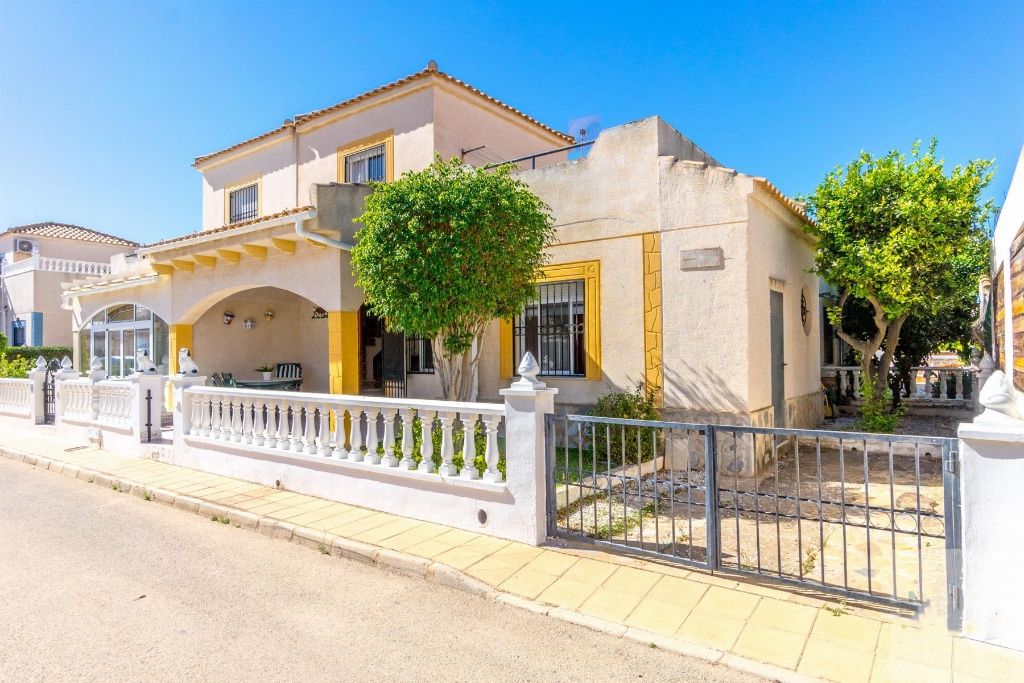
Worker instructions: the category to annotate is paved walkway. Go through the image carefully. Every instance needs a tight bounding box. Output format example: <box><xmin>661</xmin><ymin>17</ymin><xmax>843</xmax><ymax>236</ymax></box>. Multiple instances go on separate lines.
<box><xmin>1</xmin><ymin>431</ymin><xmax>1019</xmax><ymax>683</ymax></box>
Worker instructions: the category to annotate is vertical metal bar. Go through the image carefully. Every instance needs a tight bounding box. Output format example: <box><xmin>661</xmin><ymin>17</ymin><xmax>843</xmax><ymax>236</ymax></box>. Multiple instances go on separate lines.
<box><xmin>668</xmin><ymin>427</ymin><xmax>677</xmax><ymax>557</ymax></box>
<box><xmin>606</xmin><ymin>423</ymin><xmax>612</xmax><ymax>541</ymax></box>
<box><xmin>576</xmin><ymin>414</ymin><xmax>583</xmax><ymax>535</ymax></box>
<box><xmin>637</xmin><ymin>425</ymin><xmax>644</xmax><ymax>549</ymax></box>
<box><xmin>685</xmin><ymin>428</ymin><xmax>693</xmax><ymax>560</ymax></box>
<box><xmin>774</xmin><ymin>432</ymin><xmax>782</xmax><ymax>578</ymax></box>
<box><xmin>796</xmin><ymin>435</ymin><xmax>803</xmax><ymax>580</ymax></box>
<box><xmin>816</xmin><ymin>437</ymin><xmax>825</xmax><ymax>585</ymax></box>
<box><xmin>621</xmin><ymin>424</ymin><xmax>627</xmax><ymax>545</ymax></box>
<box><xmin>652</xmin><ymin>428</ymin><xmax>660</xmax><ymax>552</ymax></box>
<box><xmin>733</xmin><ymin>431</ymin><xmax>741</xmax><ymax>570</ymax></box>
<box><xmin>752</xmin><ymin>432</ymin><xmax>761</xmax><ymax>573</ymax></box>
<box><xmin>914</xmin><ymin>442</ymin><xmax>923</xmax><ymax>604</ymax></box>
<box><xmin>544</xmin><ymin>415</ymin><xmax>556</xmax><ymax>536</ymax></box>
<box><xmin>864</xmin><ymin>438</ymin><xmax>873</xmax><ymax>595</ymax></box>
<box><xmin>703</xmin><ymin>426</ymin><xmax>720</xmax><ymax>571</ymax></box>
<box><xmin>839</xmin><ymin>439</ymin><xmax>849</xmax><ymax>591</ymax></box>
<box><xmin>591</xmin><ymin>421</ymin><xmax>597</xmax><ymax>541</ymax></box>
<box><xmin>943</xmin><ymin>439</ymin><xmax>963</xmax><ymax>630</ymax></box>
<box><xmin>888</xmin><ymin>441</ymin><xmax>897</xmax><ymax>599</ymax></box>
<box><xmin>145</xmin><ymin>389</ymin><xmax>153</xmax><ymax>443</ymax></box>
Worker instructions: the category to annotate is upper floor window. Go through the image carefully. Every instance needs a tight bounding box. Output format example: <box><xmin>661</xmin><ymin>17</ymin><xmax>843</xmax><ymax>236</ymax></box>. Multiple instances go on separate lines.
<box><xmin>345</xmin><ymin>144</ymin><xmax>387</xmax><ymax>183</ymax></box>
<box><xmin>513</xmin><ymin>280</ymin><xmax>586</xmax><ymax>377</ymax></box>
<box><xmin>228</xmin><ymin>183</ymin><xmax>259</xmax><ymax>223</ymax></box>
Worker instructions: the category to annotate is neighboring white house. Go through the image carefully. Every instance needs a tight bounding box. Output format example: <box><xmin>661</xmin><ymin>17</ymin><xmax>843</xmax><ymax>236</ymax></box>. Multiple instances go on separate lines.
<box><xmin>0</xmin><ymin>223</ymin><xmax>137</xmax><ymax>348</ymax></box>
<box><xmin>991</xmin><ymin>144</ymin><xmax>1024</xmax><ymax>389</ymax></box>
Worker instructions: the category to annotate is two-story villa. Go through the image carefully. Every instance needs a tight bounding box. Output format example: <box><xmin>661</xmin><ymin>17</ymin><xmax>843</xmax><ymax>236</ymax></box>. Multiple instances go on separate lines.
<box><xmin>63</xmin><ymin>62</ymin><xmax>822</xmax><ymax>471</ymax></box>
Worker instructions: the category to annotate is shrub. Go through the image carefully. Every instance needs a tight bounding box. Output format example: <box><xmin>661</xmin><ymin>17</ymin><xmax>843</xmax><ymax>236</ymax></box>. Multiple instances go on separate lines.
<box><xmin>590</xmin><ymin>385</ymin><xmax>661</xmax><ymax>466</ymax></box>
<box><xmin>858</xmin><ymin>381</ymin><xmax>903</xmax><ymax>433</ymax></box>
<box><xmin>0</xmin><ymin>355</ymin><xmax>33</xmax><ymax>378</ymax></box>
<box><xmin>4</xmin><ymin>345</ymin><xmax>73</xmax><ymax>363</ymax></box>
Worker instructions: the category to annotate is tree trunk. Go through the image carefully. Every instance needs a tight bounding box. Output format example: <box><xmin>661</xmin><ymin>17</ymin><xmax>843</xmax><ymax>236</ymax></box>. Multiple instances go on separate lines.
<box><xmin>432</xmin><ymin>324</ymin><xmax>486</xmax><ymax>402</ymax></box>
<box><xmin>832</xmin><ymin>291</ymin><xmax>908</xmax><ymax>406</ymax></box>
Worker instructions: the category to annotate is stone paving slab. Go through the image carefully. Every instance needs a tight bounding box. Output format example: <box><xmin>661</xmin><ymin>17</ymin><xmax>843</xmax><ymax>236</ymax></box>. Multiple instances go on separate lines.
<box><xmin>1</xmin><ymin>431</ymin><xmax>1021</xmax><ymax>683</ymax></box>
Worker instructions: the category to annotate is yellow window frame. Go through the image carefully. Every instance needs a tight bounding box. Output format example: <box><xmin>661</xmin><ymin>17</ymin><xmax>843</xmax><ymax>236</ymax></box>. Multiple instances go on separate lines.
<box><xmin>337</xmin><ymin>130</ymin><xmax>395</xmax><ymax>183</ymax></box>
<box><xmin>499</xmin><ymin>260</ymin><xmax>601</xmax><ymax>381</ymax></box>
<box><xmin>223</xmin><ymin>176</ymin><xmax>262</xmax><ymax>225</ymax></box>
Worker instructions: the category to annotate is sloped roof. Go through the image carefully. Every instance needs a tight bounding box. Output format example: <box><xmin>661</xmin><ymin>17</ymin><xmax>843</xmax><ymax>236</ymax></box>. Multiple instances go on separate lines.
<box><xmin>3</xmin><ymin>222</ymin><xmax>138</xmax><ymax>247</ymax></box>
<box><xmin>193</xmin><ymin>62</ymin><xmax>573</xmax><ymax>167</ymax></box>
<box><xmin>141</xmin><ymin>206</ymin><xmax>314</xmax><ymax>250</ymax></box>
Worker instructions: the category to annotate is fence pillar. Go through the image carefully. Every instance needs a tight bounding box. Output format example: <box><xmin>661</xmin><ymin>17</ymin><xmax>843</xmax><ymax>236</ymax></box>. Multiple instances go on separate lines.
<box><xmin>130</xmin><ymin>373</ymin><xmax>166</xmax><ymax>443</ymax></box>
<box><xmin>500</xmin><ymin>353</ymin><xmax>558</xmax><ymax>546</ymax></box>
<box><xmin>27</xmin><ymin>357</ymin><xmax>46</xmax><ymax>424</ymax></box>
<box><xmin>957</xmin><ymin>372</ymin><xmax>1024</xmax><ymax>651</ymax></box>
<box><xmin>169</xmin><ymin>375</ymin><xmax>207</xmax><ymax>445</ymax></box>
<box><xmin>52</xmin><ymin>358</ymin><xmax>80</xmax><ymax>428</ymax></box>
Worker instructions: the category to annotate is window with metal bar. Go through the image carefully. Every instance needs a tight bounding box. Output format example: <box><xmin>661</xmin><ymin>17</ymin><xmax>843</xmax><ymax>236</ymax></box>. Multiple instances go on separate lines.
<box><xmin>345</xmin><ymin>144</ymin><xmax>386</xmax><ymax>183</ymax></box>
<box><xmin>228</xmin><ymin>183</ymin><xmax>258</xmax><ymax>223</ymax></box>
<box><xmin>513</xmin><ymin>280</ymin><xmax>586</xmax><ymax>377</ymax></box>
<box><xmin>406</xmin><ymin>336</ymin><xmax>434</xmax><ymax>374</ymax></box>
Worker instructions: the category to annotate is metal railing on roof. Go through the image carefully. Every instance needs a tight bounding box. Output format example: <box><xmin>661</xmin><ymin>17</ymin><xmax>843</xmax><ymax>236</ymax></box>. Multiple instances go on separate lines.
<box><xmin>485</xmin><ymin>140</ymin><xmax>595</xmax><ymax>171</ymax></box>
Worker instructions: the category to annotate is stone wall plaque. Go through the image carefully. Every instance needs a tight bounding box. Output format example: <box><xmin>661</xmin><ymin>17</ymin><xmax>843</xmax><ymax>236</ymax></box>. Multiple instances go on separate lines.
<box><xmin>680</xmin><ymin>247</ymin><xmax>724</xmax><ymax>271</ymax></box>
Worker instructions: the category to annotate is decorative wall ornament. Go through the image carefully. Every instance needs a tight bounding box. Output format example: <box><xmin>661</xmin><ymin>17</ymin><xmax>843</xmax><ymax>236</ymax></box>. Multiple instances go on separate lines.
<box><xmin>264</xmin><ymin>310</ymin><xmax>275</xmax><ymax>322</ymax></box>
<box><xmin>177</xmin><ymin>347</ymin><xmax>199</xmax><ymax>375</ymax></box>
<box><xmin>243</xmin><ymin>318</ymin><xmax>256</xmax><ymax>330</ymax></box>
<box><xmin>800</xmin><ymin>288</ymin><xmax>810</xmax><ymax>334</ymax></box>
<box><xmin>312</xmin><ymin>307</ymin><xmax>328</xmax><ymax>320</ymax></box>
<box><xmin>977</xmin><ymin>370</ymin><xmax>1024</xmax><ymax>423</ymax></box>
<box><xmin>223</xmin><ymin>311</ymin><xmax>235</xmax><ymax>325</ymax></box>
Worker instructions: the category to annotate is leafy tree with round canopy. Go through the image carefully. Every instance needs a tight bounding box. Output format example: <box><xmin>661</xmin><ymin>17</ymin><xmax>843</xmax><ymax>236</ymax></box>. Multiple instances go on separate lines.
<box><xmin>806</xmin><ymin>140</ymin><xmax>993</xmax><ymax>415</ymax></box>
<box><xmin>352</xmin><ymin>156</ymin><xmax>555</xmax><ymax>401</ymax></box>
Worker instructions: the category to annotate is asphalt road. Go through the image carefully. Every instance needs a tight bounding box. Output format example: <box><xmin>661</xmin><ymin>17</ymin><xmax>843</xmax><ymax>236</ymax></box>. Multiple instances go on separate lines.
<box><xmin>0</xmin><ymin>457</ymin><xmax>761</xmax><ymax>682</ymax></box>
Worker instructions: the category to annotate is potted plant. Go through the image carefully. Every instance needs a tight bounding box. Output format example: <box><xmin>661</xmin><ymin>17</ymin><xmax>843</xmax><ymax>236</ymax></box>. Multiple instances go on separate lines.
<box><xmin>256</xmin><ymin>364</ymin><xmax>274</xmax><ymax>381</ymax></box>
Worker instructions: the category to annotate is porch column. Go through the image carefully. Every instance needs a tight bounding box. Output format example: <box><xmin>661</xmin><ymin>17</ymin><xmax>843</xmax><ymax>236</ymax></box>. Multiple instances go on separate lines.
<box><xmin>327</xmin><ymin>311</ymin><xmax>359</xmax><ymax>395</ymax></box>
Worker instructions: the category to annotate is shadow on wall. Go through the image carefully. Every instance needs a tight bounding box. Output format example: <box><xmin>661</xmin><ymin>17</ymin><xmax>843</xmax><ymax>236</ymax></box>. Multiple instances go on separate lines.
<box><xmin>663</xmin><ymin>360</ymin><xmax>746</xmax><ymax>416</ymax></box>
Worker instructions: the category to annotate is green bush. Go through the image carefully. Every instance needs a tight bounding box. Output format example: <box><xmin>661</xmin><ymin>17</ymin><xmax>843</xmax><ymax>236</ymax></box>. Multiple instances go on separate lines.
<box><xmin>0</xmin><ymin>355</ymin><xmax>33</xmax><ymax>378</ymax></box>
<box><xmin>590</xmin><ymin>385</ymin><xmax>661</xmax><ymax>466</ymax></box>
<box><xmin>4</xmin><ymin>345</ymin><xmax>73</xmax><ymax>363</ymax></box>
<box><xmin>858</xmin><ymin>381</ymin><xmax>903</xmax><ymax>433</ymax></box>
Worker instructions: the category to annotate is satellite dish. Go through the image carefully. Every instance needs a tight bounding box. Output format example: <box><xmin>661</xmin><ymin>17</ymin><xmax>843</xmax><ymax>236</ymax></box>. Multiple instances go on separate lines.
<box><xmin>567</xmin><ymin>114</ymin><xmax>602</xmax><ymax>142</ymax></box>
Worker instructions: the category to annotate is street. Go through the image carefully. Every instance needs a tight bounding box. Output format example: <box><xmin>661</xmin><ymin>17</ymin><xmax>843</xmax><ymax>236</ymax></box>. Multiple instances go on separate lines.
<box><xmin>0</xmin><ymin>458</ymin><xmax>759</xmax><ymax>682</ymax></box>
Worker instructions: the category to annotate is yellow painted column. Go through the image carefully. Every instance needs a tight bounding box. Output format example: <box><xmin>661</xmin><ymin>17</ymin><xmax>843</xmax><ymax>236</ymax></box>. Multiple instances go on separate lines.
<box><xmin>328</xmin><ymin>311</ymin><xmax>360</xmax><ymax>395</ymax></box>
<box><xmin>642</xmin><ymin>233</ymin><xmax>664</xmax><ymax>406</ymax></box>
<box><xmin>168</xmin><ymin>324</ymin><xmax>193</xmax><ymax>375</ymax></box>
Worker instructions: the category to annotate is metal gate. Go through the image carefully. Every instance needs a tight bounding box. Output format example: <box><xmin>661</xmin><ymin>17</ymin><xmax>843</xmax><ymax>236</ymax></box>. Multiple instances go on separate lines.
<box><xmin>546</xmin><ymin>414</ymin><xmax>962</xmax><ymax>628</ymax></box>
<box><xmin>42</xmin><ymin>358</ymin><xmax>59</xmax><ymax>425</ymax></box>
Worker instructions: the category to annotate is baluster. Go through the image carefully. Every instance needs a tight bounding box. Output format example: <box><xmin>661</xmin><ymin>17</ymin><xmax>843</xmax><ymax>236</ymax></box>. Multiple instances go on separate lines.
<box><xmin>303</xmin><ymin>403</ymin><xmax>318</xmax><ymax>454</ymax></box>
<box><xmin>241</xmin><ymin>399</ymin><xmax>254</xmax><ymax>444</ymax></box>
<box><xmin>852</xmin><ymin>370</ymin><xmax>861</xmax><ymax>399</ymax></box>
<box><xmin>288</xmin><ymin>401</ymin><xmax>304</xmax><ymax>452</ymax></box>
<box><xmin>229</xmin><ymin>399</ymin><xmax>241</xmax><ymax>442</ymax></box>
<box><xmin>482</xmin><ymin>414</ymin><xmax>502</xmax><ymax>482</ymax></box>
<box><xmin>252</xmin><ymin>398</ymin><xmax>265</xmax><ymax>446</ymax></box>
<box><xmin>417</xmin><ymin>410</ymin><xmax>436</xmax><ymax>473</ymax></box>
<box><xmin>460</xmin><ymin>413</ymin><xmax>479</xmax><ymax>480</ymax></box>
<box><xmin>955</xmin><ymin>370</ymin><xmax>964</xmax><ymax>400</ymax></box>
<box><xmin>317</xmin><ymin>404</ymin><xmax>332</xmax><ymax>456</ymax></box>
<box><xmin>189</xmin><ymin>392</ymin><xmax>203</xmax><ymax>436</ymax></box>
<box><xmin>938</xmin><ymin>370</ymin><xmax>948</xmax><ymax>399</ymax></box>
<box><xmin>332</xmin><ymin>407</ymin><xmax>346</xmax><ymax>458</ymax></box>
<box><xmin>364</xmin><ymin>408</ymin><xmax>381</xmax><ymax>465</ymax></box>
<box><xmin>381</xmin><ymin>408</ymin><xmax>398</xmax><ymax>467</ymax></box>
<box><xmin>264</xmin><ymin>400</ymin><xmax>278</xmax><ymax>448</ymax></box>
<box><xmin>839</xmin><ymin>370</ymin><xmax>849</xmax><ymax>397</ymax></box>
<box><xmin>348</xmin><ymin>407</ymin><xmax>364</xmax><ymax>461</ymax></box>
<box><xmin>200</xmin><ymin>395</ymin><xmax>212</xmax><ymax>437</ymax></box>
<box><xmin>277</xmin><ymin>402</ymin><xmax>292</xmax><ymax>451</ymax></box>
<box><xmin>437</xmin><ymin>411</ymin><xmax>457</xmax><ymax>475</ymax></box>
<box><xmin>399</xmin><ymin>408</ymin><xmax>416</xmax><ymax>470</ymax></box>
<box><xmin>208</xmin><ymin>396</ymin><xmax>221</xmax><ymax>437</ymax></box>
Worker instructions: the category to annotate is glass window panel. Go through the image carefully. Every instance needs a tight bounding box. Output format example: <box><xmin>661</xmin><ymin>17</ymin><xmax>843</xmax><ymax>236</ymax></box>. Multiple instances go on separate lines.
<box><xmin>106</xmin><ymin>304</ymin><xmax>134</xmax><ymax>323</ymax></box>
<box><xmin>109</xmin><ymin>331</ymin><xmax>122</xmax><ymax>377</ymax></box>
<box><xmin>123</xmin><ymin>330</ymin><xmax>135</xmax><ymax>375</ymax></box>
<box><xmin>135</xmin><ymin>306</ymin><xmax>152</xmax><ymax>321</ymax></box>
<box><xmin>513</xmin><ymin>280</ymin><xmax>585</xmax><ymax>377</ymax></box>
<box><xmin>345</xmin><ymin>144</ymin><xmax>386</xmax><ymax>183</ymax></box>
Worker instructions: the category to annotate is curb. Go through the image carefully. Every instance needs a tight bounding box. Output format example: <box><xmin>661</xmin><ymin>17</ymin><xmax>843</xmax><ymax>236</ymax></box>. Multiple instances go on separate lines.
<box><xmin>0</xmin><ymin>445</ymin><xmax>822</xmax><ymax>682</ymax></box>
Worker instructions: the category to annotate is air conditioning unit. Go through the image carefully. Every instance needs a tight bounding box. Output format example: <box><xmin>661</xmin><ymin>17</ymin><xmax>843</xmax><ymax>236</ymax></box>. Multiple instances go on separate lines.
<box><xmin>15</xmin><ymin>239</ymin><xmax>35</xmax><ymax>254</ymax></box>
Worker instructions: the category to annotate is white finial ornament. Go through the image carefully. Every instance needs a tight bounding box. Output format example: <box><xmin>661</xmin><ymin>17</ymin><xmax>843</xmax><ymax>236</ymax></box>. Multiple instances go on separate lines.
<box><xmin>977</xmin><ymin>370</ymin><xmax>1024</xmax><ymax>423</ymax></box>
<box><xmin>177</xmin><ymin>347</ymin><xmax>199</xmax><ymax>375</ymax></box>
<box><xmin>90</xmin><ymin>356</ymin><xmax>104</xmax><ymax>371</ymax></box>
<box><xmin>34</xmin><ymin>356</ymin><xmax>46</xmax><ymax>371</ymax></box>
<box><xmin>513</xmin><ymin>352</ymin><xmax>546</xmax><ymax>390</ymax></box>
<box><xmin>60</xmin><ymin>356</ymin><xmax>73</xmax><ymax>371</ymax></box>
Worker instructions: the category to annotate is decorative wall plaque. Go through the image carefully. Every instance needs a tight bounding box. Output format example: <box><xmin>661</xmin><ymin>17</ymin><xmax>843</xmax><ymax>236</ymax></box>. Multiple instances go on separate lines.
<box><xmin>680</xmin><ymin>247</ymin><xmax>724</xmax><ymax>271</ymax></box>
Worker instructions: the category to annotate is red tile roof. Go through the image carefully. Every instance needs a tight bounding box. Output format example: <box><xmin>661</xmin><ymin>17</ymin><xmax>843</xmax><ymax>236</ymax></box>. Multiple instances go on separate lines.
<box><xmin>2</xmin><ymin>222</ymin><xmax>138</xmax><ymax>247</ymax></box>
<box><xmin>141</xmin><ymin>206</ymin><xmax>314</xmax><ymax>249</ymax></box>
<box><xmin>193</xmin><ymin>62</ymin><xmax>572</xmax><ymax>167</ymax></box>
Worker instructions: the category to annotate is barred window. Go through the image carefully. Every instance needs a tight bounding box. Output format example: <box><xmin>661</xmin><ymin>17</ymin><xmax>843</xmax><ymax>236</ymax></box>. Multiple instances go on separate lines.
<box><xmin>228</xmin><ymin>183</ymin><xmax>258</xmax><ymax>223</ymax></box>
<box><xmin>406</xmin><ymin>336</ymin><xmax>434</xmax><ymax>374</ymax></box>
<box><xmin>513</xmin><ymin>280</ymin><xmax>586</xmax><ymax>377</ymax></box>
<box><xmin>345</xmin><ymin>144</ymin><xmax>386</xmax><ymax>183</ymax></box>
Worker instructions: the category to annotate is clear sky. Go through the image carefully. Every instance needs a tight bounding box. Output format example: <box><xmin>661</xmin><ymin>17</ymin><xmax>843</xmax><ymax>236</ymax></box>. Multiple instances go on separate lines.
<box><xmin>1</xmin><ymin>1</ymin><xmax>1021</xmax><ymax>244</ymax></box>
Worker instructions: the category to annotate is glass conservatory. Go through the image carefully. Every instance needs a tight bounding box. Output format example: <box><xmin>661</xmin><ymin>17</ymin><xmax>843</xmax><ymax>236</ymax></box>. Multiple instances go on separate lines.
<box><xmin>78</xmin><ymin>304</ymin><xmax>169</xmax><ymax>377</ymax></box>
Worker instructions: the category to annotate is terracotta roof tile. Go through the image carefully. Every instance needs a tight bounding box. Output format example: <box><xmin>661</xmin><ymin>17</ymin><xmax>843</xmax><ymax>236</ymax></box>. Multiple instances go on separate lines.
<box><xmin>193</xmin><ymin>63</ymin><xmax>572</xmax><ymax>167</ymax></box>
<box><xmin>2</xmin><ymin>222</ymin><xmax>138</xmax><ymax>247</ymax></box>
<box><xmin>141</xmin><ymin>206</ymin><xmax>314</xmax><ymax>250</ymax></box>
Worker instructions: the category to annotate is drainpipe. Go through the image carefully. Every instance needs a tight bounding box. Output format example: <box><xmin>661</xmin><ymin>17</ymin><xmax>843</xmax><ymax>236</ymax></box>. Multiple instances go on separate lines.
<box><xmin>294</xmin><ymin>213</ymin><xmax>354</xmax><ymax>251</ymax></box>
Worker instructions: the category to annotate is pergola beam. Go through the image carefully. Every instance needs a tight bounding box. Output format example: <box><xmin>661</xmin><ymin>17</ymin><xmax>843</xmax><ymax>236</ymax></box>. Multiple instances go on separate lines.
<box><xmin>193</xmin><ymin>254</ymin><xmax>217</xmax><ymax>269</ymax></box>
<box><xmin>171</xmin><ymin>259</ymin><xmax>194</xmax><ymax>272</ymax></box>
<box><xmin>151</xmin><ymin>263</ymin><xmax>174</xmax><ymax>276</ymax></box>
<box><xmin>242</xmin><ymin>244</ymin><xmax>267</xmax><ymax>259</ymax></box>
<box><xmin>271</xmin><ymin>238</ymin><xmax>296</xmax><ymax>254</ymax></box>
<box><xmin>216</xmin><ymin>248</ymin><xmax>241</xmax><ymax>264</ymax></box>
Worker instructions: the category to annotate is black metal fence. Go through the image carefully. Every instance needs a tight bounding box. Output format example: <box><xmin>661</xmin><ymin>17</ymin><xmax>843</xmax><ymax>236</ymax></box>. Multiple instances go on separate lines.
<box><xmin>546</xmin><ymin>414</ymin><xmax>962</xmax><ymax>626</ymax></box>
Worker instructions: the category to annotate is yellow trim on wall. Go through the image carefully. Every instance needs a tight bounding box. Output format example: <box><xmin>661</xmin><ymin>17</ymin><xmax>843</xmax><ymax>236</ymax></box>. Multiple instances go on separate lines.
<box><xmin>328</xmin><ymin>311</ymin><xmax>360</xmax><ymax>395</ymax></box>
<box><xmin>168</xmin><ymin>324</ymin><xmax>193</xmax><ymax>375</ymax></box>
<box><xmin>223</xmin><ymin>176</ymin><xmax>262</xmax><ymax>226</ymax></box>
<box><xmin>242</xmin><ymin>243</ymin><xmax>268</xmax><ymax>259</ymax></box>
<box><xmin>337</xmin><ymin>129</ymin><xmax>395</xmax><ymax>183</ymax></box>
<box><xmin>642</xmin><ymin>233</ymin><xmax>664</xmax><ymax>406</ymax></box>
<box><xmin>499</xmin><ymin>260</ymin><xmax>602</xmax><ymax>381</ymax></box>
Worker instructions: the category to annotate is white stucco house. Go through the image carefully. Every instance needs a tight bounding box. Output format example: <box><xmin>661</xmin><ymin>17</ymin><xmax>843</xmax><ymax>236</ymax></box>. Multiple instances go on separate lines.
<box><xmin>0</xmin><ymin>223</ymin><xmax>137</xmax><ymax>348</ymax></box>
<box><xmin>61</xmin><ymin>62</ymin><xmax>822</xmax><ymax>457</ymax></box>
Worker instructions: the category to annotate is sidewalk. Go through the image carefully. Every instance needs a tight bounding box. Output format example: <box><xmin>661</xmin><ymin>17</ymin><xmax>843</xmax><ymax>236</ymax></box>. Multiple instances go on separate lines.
<box><xmin>1</xmin><ymin>431</ymin><xmax>1019</xmax><ymax>683</ymax></box>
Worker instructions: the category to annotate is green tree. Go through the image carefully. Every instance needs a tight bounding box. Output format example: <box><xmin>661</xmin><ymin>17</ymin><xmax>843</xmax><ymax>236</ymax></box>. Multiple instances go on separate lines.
<box><xmin>806</xmin><ymin>140</ymin><xmax>993</xmax><ymax>414</ymax></box>
<box><xmin>352</xmin><ymin>156</ymin><xmax>555</xmax><ymax>401</ymax></box>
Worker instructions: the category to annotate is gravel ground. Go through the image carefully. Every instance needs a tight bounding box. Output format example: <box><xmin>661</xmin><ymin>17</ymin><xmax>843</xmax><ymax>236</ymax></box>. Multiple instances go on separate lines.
<box><xmin>0</xmin><ymin>457</ymin><xmax>760</xmax><ymax>683</ymax></box>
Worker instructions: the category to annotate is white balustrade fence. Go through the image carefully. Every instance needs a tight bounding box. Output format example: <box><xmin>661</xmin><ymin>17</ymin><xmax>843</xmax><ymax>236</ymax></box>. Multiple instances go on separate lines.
<box><xmin>59</xmin><ymin>379</ymin><xmax>95</xmax><ymax>422</ymax></box>
<box><xmin>184</xmin><ymin>387</ymin><xmax>506</xmax><ymax>482</ymax></box>
<box><xmin>95</xmin><ymin>381</ymin><xmax>135</xmax><ymax>427</ymax></box>
<box><xmin>3</xmin><ymin>254</ymin><xmax>111</xmax><ymax>278</ymax></box>
<box><xmin>53</xmin><ymin>373</ymin><xmax>164</xmax><ymax>457</ymax></box>
<box><xmin>0</xmin><ymin>378</ymin><xmax>31</xmax><ymax>416</ymax></box>
<box><xmin>822</xmin><ymin>365</ymin><xmax>975</xmax><ymax>402</ymax></box>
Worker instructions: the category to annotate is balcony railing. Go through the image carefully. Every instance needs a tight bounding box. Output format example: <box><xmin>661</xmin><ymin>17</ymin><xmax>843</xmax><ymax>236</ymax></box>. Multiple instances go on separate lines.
<box><xmin>3</xmin><ymin>254</ymin><xmax>112</xmax><ymax>278</ymax></box>
<box><xmin>822</xmin><ymin>365</ymin><xmax>976</xmax><ymax>401</ymax></box>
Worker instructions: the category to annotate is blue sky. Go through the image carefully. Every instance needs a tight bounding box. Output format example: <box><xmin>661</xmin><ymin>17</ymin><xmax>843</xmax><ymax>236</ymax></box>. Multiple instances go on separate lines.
<box><xmin>1</xmin><ymin>1</ymin><xmax>1021</xmax><ymax>244</ymax></box>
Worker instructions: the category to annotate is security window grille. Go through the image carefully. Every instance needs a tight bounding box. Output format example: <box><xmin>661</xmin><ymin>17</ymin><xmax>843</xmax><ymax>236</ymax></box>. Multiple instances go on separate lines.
<box><xmin>513</xmin><ymin>280</ymin><xmax>586</xmax><ymax>377</ymax></box>
<box><xmin>228</xmin><ymin>183</ymin><xmax>258</xmax><ymax>223</ymax></box>
<box><xmin>345</xmin><ymin>144</ymin><xmax>386</xmax><ymax>183</ymax></box>
<box><xmin>406</xmin><ymin>336</ymin><xmax>434</xmax><ymax>374</ymax></box>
